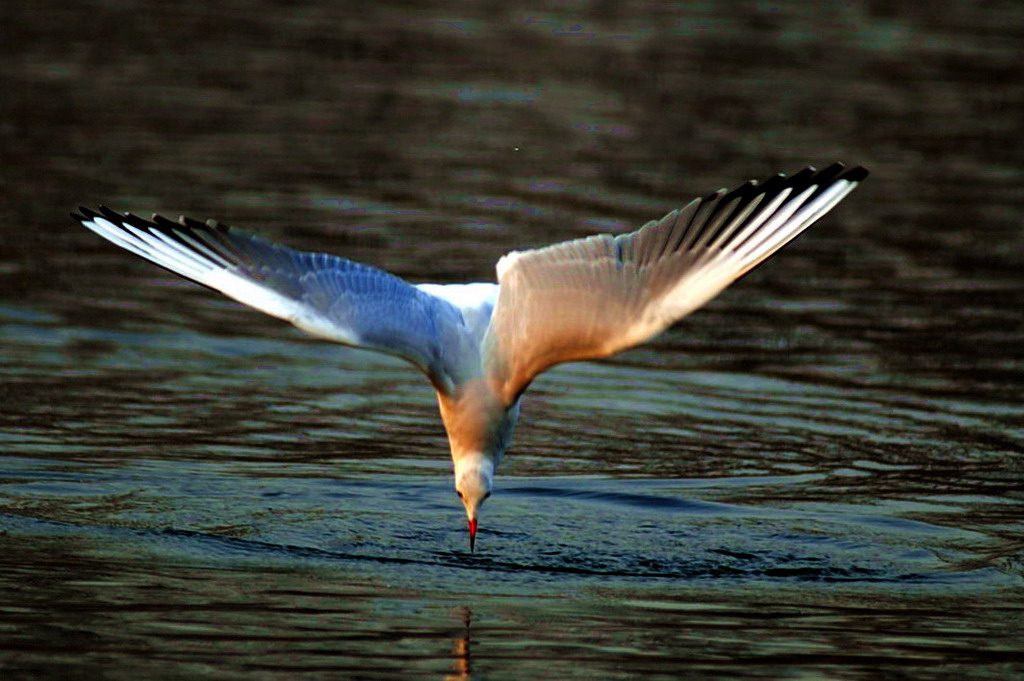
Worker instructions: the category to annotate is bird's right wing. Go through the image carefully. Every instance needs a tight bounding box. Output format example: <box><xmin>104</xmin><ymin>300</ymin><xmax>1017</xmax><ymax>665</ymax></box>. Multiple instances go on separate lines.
<box><xmin>483</xmin><ymin>164</ymin><xmax>868</xmax><ymax>404</ymax></box>
<box><xmin>73</xmin><ymin>207</ymin><xmax>470</xmax><ymax>393</ymax></box>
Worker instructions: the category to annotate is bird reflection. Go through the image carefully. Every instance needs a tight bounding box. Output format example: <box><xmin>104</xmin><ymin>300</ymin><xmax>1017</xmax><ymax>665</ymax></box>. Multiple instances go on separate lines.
<box><xmin>445</xmin><ymin>606</ymin><xmax>473</xmax><ymax>680</ymax></box>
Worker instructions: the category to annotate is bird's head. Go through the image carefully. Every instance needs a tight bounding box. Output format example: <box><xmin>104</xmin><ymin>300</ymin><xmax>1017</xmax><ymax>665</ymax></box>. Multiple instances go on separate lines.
<box><xmin>454</xmin><ymin>455</ymin><xmax>494</xmax><ymax>552</ymax></box>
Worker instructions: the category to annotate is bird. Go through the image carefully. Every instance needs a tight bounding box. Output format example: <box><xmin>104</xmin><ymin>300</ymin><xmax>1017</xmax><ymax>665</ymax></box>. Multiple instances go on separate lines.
<box><xmin>73</xmin><ymin>163</ymin><xmax>868</xmax><ymax>552</ymax></box>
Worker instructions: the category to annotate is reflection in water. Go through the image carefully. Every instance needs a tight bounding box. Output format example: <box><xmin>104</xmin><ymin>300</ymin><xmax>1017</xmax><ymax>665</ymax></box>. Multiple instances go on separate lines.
<box><xmin>446</xmin><ymin>606</ymin><xmax>473</xmax><ymax>681</ymax></box>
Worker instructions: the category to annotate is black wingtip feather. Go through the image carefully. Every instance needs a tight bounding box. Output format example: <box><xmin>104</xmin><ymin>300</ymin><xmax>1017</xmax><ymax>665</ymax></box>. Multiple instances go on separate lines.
<box><xmin>151</xmin><ymin>213</ymin><xmax>179</xmax><ymax>230</ymax></box>
<box><xmin>811</xmin><ymin>162</ymin><xmax>846</xmax><ymax>185</ymax></box>
<box><xmin>702</xmin><ymin>180</ymin><xmax>758</xmax><ymax>231</ymax></box>
<box><xmin>73</xmin><ymin>205</ymin><xmax>254</xmax><ymax>274</ymax></box>
<box><xmin>783</xmin><ymin>167</ymin><xmax>816</xmax><ymax>191</ymax></box>
<box><xmin>799</xmin><ymin>163</ymin><xmax>847</xmax><ymax>203</ymax></box>
<box><xmin>720</xmin><ymin>179</ymin><xmax>757</xmax><ymax>205</ymax></box>
<box><xmin>74</xmin><ymin>205</ymin><xmax>250</xmax><ymax>234</ymax></box>
<box><xmin>841</xmin><ymin>165</ymin><xmax>870</xmax><ymax>183</ymax></box>
<box><xmin>98</xmin><ymin>205</ymin><xmax>124</xmax><ymax>223</ymax></box>
<box><xmin>180</xmin><ymin>215</ymin><xmax>208</xmax><ymax>231</ymax></box>
<box><xmin>121</xmin><ymin>212</ymin><xmax>153</xmax><ymax>229</ymax></box>
<box><xmin>755</xmin><ymin>173</ymin><xmax>787</xmax><ymax>196</ymax></box>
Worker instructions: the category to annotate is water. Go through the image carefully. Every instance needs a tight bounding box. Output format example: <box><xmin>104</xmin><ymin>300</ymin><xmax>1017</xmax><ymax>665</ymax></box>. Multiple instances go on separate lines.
<box><xmin>2</xmin><ymin>1</ymin><xmax>1023</xmax><ymax>679</ymax></box>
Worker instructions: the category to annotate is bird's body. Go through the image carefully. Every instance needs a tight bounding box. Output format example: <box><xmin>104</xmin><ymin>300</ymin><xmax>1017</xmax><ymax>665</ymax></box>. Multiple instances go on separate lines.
<box><xmin>73</xmin><ymin>163</ymin><xmax>868</xmax><ymax>550</ymax></box>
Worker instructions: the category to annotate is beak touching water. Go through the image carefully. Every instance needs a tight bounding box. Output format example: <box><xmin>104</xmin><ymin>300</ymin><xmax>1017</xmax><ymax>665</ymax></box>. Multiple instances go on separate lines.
<box><xmin>454</xmin><ymin>456</ymin><xmax>493</xmax><ymax>553</ymax></box>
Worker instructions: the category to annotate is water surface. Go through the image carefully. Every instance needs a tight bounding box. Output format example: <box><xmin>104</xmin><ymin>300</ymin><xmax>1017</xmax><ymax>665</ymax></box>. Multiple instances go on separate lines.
<box><xmin>2</xmin><ymin>1</ymin><xmax>1023</xmax><ymax>679</ymax></box>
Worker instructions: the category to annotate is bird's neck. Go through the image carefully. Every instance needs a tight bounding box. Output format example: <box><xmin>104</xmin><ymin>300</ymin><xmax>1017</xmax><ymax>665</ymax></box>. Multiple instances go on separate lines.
<box><xmin>436</xmin><ymin>378</ymin><xmax>518</xmax><ymax>467</ymax></box>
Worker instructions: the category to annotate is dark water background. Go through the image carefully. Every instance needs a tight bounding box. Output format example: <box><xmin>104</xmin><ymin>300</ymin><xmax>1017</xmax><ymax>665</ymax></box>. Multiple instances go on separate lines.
<box><xmin>2</xmin><ymin>1</ymin><xmax>1023</xmax><ymax>679</ymax></box>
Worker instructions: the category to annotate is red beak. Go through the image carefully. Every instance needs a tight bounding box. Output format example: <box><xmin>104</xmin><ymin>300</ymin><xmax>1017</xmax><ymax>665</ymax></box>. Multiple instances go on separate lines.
<box><xmin>468</xmin><ymin>517</ymin><xmax>478</xmax><ymax>553</ymax></box>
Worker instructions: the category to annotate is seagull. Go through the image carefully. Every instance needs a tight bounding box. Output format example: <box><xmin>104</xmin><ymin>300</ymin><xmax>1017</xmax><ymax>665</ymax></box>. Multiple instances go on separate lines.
<box><xmin>73</xmin><ymin>163</ymin><xmax>867</xmax><ymax>551</ymax></box>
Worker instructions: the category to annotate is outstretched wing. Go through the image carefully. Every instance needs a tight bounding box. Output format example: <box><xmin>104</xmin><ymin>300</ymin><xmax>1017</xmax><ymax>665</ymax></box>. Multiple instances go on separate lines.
<box><xmin>73</xmin><ymin>207</ymin><xmax>470</xmax><ymax>393</ymax></box>
<box><xmin>483</xmin><ymin>163</ymin><xmax>868</xmax><ymax>403</ymax></box>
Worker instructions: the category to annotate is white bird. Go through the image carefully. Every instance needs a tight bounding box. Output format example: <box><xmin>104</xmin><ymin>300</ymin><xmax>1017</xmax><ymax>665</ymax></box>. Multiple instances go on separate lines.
<box><xmin>73</xmin><ymin>163</ymin><xmax>868</xmax><ymax>551</ymax></box>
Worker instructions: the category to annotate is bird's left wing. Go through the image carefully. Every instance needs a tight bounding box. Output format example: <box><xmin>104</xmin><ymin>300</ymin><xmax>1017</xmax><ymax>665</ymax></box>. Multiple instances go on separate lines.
<box><xmin>483</xmin><ymin>164</ymin><xmax>868</xmax><ymax>404</ymax></box>
<box><xmin>73</xmin><ymin>207</ymin><xmax>469</xmax><ymax>392</ymax></box>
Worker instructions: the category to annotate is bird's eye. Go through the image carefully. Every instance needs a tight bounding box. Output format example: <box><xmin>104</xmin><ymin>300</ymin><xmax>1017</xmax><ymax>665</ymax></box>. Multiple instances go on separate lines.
<box><xmin>456</xmin><ymin>490</ymin><xmax>464</xmax><ymax>500</ymax></box>
<box><xmin>483</xmin><ymin>492</ymin><xmax>491</xmax><ymax>500</ymax></box>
